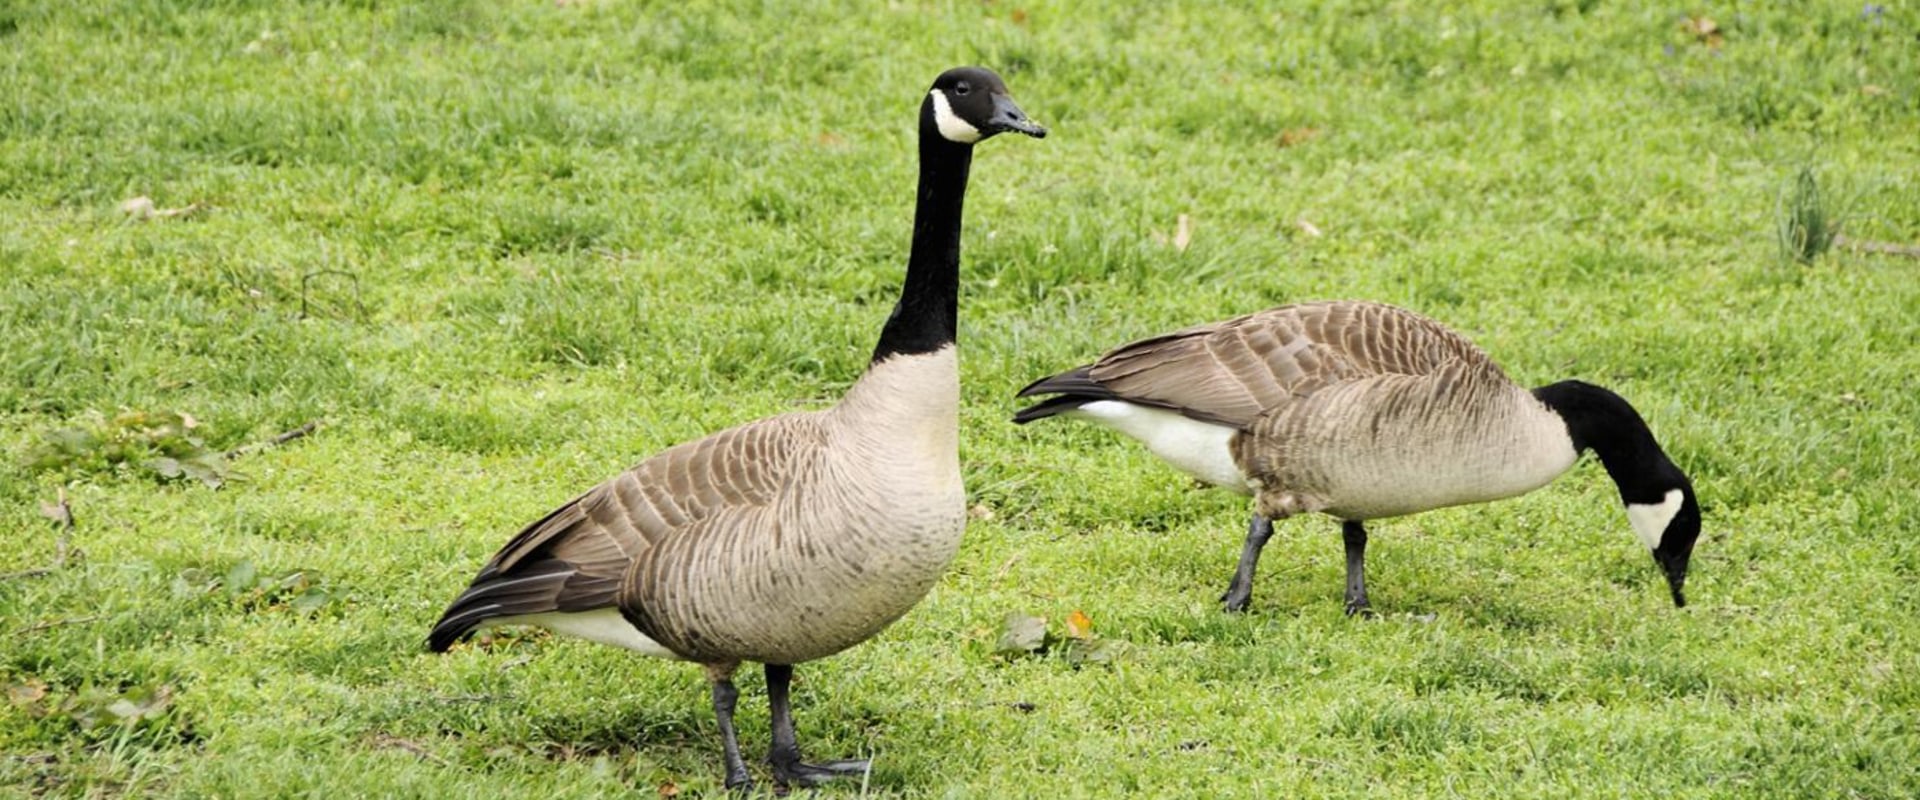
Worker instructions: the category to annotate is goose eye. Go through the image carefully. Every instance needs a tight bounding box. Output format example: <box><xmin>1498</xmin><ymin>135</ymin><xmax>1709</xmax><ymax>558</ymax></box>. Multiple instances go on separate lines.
<box><xmin>954</xmin><ymin>82</ymin><xmax>971</xmax><ymax>96</ymax></box>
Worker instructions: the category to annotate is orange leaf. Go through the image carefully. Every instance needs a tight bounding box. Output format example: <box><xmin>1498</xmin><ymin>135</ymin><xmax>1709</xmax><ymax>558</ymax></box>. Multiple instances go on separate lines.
<box><xmin>1065</xmin><ymin>610</ymin><xmax>1093</xmax><ymax>639</ymax></box>
<box><xmin>1276</xmin><ymin>127</ymin><xmax>1322</xmax><ymax>148</ymax></box>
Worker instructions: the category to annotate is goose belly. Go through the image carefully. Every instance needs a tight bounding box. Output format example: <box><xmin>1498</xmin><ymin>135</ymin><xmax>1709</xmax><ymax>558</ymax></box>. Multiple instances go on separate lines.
<box><xmin>638</xmin><ymin>479</ymin><xmax>967</xmax><ymax>665</ymax></box>
<box><xmin>1068</xmin><ymin>401</ymin><xmax>1250</xmax><ymax>493</ymax></box>
<box><xmin>1292</xmin><ymin>411</ymin><xmax>1578</xmax><ymax>520</ymax></box>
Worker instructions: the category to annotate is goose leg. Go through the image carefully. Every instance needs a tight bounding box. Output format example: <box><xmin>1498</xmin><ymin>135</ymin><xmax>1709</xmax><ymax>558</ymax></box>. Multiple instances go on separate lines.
<box><xmin>705</xmin><ymin>663</ymin><xmax>753</xmax><ymax>791</ymax></box>
<box><xmin>1220</xmin><ymin>514</ymin><xmax>1274</xmax><ymax>613</ymax></box>
<box><xmin>1343</xmin><ymin>520</ymin><xmax>1372</xmax><ymax>616</ymax></box>
<box><xmin>765</xmin><ymin>664</ymin><xmax>870</xmax><ymax>787</ymax></box>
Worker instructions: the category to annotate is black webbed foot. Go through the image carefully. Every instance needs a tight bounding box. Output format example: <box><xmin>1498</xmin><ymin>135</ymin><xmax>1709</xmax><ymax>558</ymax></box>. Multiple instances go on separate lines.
<box><xmin>769</xmin><ymin>755</ymin><xmax>871</xmax><ymax>788</ymax></box>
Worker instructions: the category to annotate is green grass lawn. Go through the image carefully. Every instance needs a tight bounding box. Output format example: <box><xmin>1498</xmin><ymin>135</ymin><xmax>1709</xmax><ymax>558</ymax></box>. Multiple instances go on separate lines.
<box><xmin>4</xmin><ymin>1</ymin><xmax>1918</xmax><ymax>796</ymax></box>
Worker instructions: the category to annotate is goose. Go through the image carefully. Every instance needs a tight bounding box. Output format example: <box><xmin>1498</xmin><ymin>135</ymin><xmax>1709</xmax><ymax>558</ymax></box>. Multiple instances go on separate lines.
<box><xmin>1012</xmin><ymin>300</ymin><xmax>1699</xmax><ymax>615</ymax></box>
<box><xmin>428</xmin><ymin>66</ymin><xmax>1045</xmax><ymax>791</ymax></box>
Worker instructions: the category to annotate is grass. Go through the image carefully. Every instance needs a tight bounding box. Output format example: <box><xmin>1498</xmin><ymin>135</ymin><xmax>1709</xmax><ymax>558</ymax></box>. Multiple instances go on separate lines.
<box><xmin>3</xmin><ymin>0</ymin><xmax>1918</xmax><ymax>796</ymax></box>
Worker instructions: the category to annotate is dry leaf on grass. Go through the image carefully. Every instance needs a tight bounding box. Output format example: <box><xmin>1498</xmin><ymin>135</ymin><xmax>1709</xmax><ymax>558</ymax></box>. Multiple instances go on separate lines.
<box><xmin>7</xmin><ymin>679</ymin><xmax>48</xmax><ymax>707</ymax></box>
<box><xmin>1682</xmin><ymin>15</ymin><xmax>1723</xmax><ymax>48</ymax></box>
<box><xmin>38</xmin><ymin>490</ymin><xmax>72</xmax><ymax>529</ymax></box>
<box><xmin>369</xmin><ymin>733</ymin><xmax>449</xmax><ymax>765</ymax></box>
<box><xmin>1064</xmin><ymin>610</ymin><xmax>1093</xmax><ymax>640</ymax></box>
<box><xmin>1276</xmin><ymin>127</ymin><xmax>1322</xmax><ymax>148</ymax></box>
<box><xmin>995</xmin><ymin>613</ymin><xmax>1048</xmax><ymax>655</ymax></box>
<box><xmin>120</xmin><ymin>196</ymin><xmax>205</xmax><ymax>222</ymax></box>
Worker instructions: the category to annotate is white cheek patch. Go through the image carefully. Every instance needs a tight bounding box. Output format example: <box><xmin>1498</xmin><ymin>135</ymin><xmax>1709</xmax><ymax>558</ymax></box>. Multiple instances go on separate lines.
<box><xmin>1625</xmin><ymin>488</ymin><xmax>1685</xmax><ymax>551</ymax></box>
<box><xmin>929</xmin><ymin>90</ymin><xmax>982</xmax><ymax>143</ymax></box>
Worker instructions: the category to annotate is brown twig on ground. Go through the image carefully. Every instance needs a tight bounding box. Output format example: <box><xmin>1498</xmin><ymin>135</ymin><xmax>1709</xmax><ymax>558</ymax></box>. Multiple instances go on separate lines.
<box><xmin>368</xmin><ymin>733</ymin><xmax>452</xmax><ymax>766</ymax></box>
<box><xmin>14</xmin><ymin>616</ymin><xmax>100</xmax><ymax>637</ymax></box>
<box><xmin>225</xmin><ymin>420</ymin><xmax>321</xmax><ymax>460</ymax></box>
<box><xmin>44</xmin><ymin>487</ymin><xmax>73</xmax><ymax>568</ymax></box>
<box><xmin>4</xmin><ymin>490</ymin><xmax>76</xmax><ymax>581</ymax></box>
<box><xmin>1835</xmin><ymin>235</ymin><xmax>1920</xmax><ymax>259</ymax></box>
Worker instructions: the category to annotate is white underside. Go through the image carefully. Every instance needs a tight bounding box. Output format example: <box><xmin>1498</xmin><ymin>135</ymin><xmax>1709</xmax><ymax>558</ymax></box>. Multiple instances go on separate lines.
<box><xmin>485</xmin><ymin>609</ymin><xmax>682</xmax><ymax>660</ymax></box>
<box><xmin>1068</xmin><ymin>401</ymin><xmax>1249</xmax><ymax>493</ymax></box>
<box><xmin>1626</xmin><ymin>488</ymin><xmax>1684</xmax><ymax>551</ymax></box>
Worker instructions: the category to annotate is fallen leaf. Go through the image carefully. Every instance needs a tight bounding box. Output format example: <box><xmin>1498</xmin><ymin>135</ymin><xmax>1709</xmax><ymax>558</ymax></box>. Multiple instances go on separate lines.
<box><xmin>1173</xmin><ymin>214</ymin><xmax>1192</xmax><ymax>252</ymax></box>
<box><xmin>1682</xmin><ymin>14</ymin><xmax>1723</xmax><ymax>48</ymax></box>
<box><xmin>103</xmin><ymin>684</ymin><xmax>173</xmax><ymax>725</ymax></box>
<box><xmin>995</xmin><ymin>613</ymin><xmax>1048</xmax><ymax>655</ymax></box>
<box><xmin>38</xmin><ymin>494</ymin><xmax>72</xmax><ymax>528</ymax></box>
<box><xmin>1063</xmin><ymin>637</ymin><xmax>1119</xmax><ymax>665</ymax></box>
<box><xmin>657</xmin><ymin>782</ymin><xmax>681</xmax><ymax>798</ymax></box>
<box><xmin>370</xmin><ymin>733</ymin><xmax>449</xmax><ymax>765</ymax></box>
<box><xmin>242</xmin><ymin>28</ymin><xmax>276</xmax><ymax>54</ymax></box>
<box><xmin>291</xmin><ymin>586</ymin><xmax>332</xmax><ymax>613</ymax></box>
<box><xmin>224</xmin><ymin>560</ymin><xmax>258</xmax><ymax>593</ymax></box>
<box><xmin>1297</xmin><ymin>218</ymin><xmax>1324</xmax><ymax>238</ymax></box>
<box><xmin>1276</xmin><ymin>127</ymin><xmax>1321</xmax><ymax>148</ymax></box>
<box><xmin>1862</xmin><ymin>84</ymin><xmax>1887</xmax><ymax>96</ymax></box>
<box><xmin>968</xmin><ymin>503</ymin><xmax>996</xmax><ymax>521</ymax></box>
<box><xmin>121</xmin><ymin>196</ymin><xmax>157</xmax><ymax>219</ymax></box>
<box><xmin>1064</xmin><ymin>610</ymin><xmax>1093</xmax><ymax>640</ymax></box>
<box><xmin>1010</xmin><ymin>8</ymin><xmax>1029</xmax><ymax>25</ymax></box>
<box><xmin>118</xmin><ymin>195</ymin><xmax>205</xmax><ymax>222</ymax></box>
<box><xmin>816</xmin><ymin>131</ymin><xmax>845</xmax><ymax>147</ymax></box>
<box><xmin>7</xmin><ymin>679</ymin><xmax>48</xmax><ymax>707</ymax></box>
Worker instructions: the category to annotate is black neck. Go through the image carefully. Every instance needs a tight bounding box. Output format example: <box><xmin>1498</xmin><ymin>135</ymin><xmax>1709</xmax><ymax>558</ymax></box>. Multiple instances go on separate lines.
<box><xmin>871</xmin><ymin>105</ymin><xmax>974</xmax><ymax>363</ymax></box>
<box><xmin>1532</xmin><ymin>380</ymin><xmax>1689</xmax><ymax>504</ymax></box>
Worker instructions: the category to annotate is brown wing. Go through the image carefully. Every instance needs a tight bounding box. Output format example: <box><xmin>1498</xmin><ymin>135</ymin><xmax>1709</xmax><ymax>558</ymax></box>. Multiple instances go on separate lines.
<box><xmin>428</xmin><ymin>413</ymin><xmax>824</xmax><ymax>651</ymax></box>
<box><xmin>1044</xmin><ymin>301</ymin><xmax>1500</xmax><ymax>429</ymax></box>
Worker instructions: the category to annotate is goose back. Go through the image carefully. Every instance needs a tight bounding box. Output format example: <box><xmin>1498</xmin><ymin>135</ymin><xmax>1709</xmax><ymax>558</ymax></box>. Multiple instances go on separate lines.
<box><xmin>1071</xmin><ymin>302</ymin><xmax>1497</xmax><ymax>428</ymax></box>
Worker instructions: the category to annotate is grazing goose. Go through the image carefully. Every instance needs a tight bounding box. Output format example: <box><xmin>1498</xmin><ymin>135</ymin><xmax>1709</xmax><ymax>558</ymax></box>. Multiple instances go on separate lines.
<box><xmin>1013</xmin><ymin>301</ymin><xmax>1699</xmax><ymax>615</ymax></box>
<box><xmin>429</xmin><ymin>66</ymin><xmax>1045</xmax><ymax>791</ymax></box>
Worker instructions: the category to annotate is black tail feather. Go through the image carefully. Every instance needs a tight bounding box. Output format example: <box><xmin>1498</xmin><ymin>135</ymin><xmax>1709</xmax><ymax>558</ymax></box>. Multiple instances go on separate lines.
<box><xmin>427</xmin><ymin>559</ymin><xmax>593</xmax><ymax>652</ymax></box>
<box><xmin>1014</xmin><ymin>365</ymin><xmax>1106</xmax><ymax>398</ymax></box>
<box><xmin>1012</xmin><ymin>365</ymin><xmax>1119</xmax><ymax>424</ymax></box>
<box><xmin>1011</xmin><ymin>394</ymin><xmax>1100</xmax><ymax>424</ymax></box>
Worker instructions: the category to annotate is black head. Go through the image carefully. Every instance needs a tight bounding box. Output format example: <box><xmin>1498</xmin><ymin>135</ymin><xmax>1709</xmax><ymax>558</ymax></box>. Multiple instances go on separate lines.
<box><xmin>1534</xmin><ymin>380</ymin><xmax>1701</xmax><ymax>608</ymax></box>
<box><xmin>923</xmin><ymin>66</ymin><xmax>1047</xmax><ymax>144</ymax></box>
<box><xmin>1634</xmin><ymin>481</ymin><xmax>1701</xmax><ymax>608</ymax></box>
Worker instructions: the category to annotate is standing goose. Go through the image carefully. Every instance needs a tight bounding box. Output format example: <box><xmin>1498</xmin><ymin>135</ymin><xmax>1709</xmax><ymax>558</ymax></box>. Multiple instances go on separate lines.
<box><xmin>1013</xmin><ymin>301</ymin><xmax>1699</xmax><ymax>615</ymax></box>
<box><xmin>429</xmin><ymin>66</ymin><xmax>1045</xmax><ymax>791</ymax></box>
